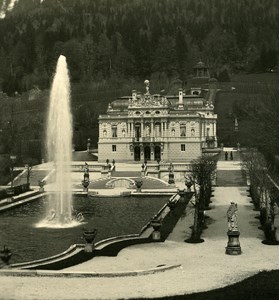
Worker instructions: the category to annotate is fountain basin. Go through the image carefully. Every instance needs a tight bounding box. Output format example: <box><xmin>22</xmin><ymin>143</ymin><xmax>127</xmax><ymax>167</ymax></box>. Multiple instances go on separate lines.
<box><xmin>0</xmin><ymin>195</ymin><xmax>169</xmax><ymax>264</ymax></box>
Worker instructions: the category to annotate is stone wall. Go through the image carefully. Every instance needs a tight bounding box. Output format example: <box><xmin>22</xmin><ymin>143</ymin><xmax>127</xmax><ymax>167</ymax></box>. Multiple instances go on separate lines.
<box><xmin>166</xmin><ymin>142</ymin><xmax>201</xmax><ymax>161</ymax></box>
<box><xmin>98</xmin><ymin>142</ymin><xmax>132</xmax><ymax>162</ymax></box>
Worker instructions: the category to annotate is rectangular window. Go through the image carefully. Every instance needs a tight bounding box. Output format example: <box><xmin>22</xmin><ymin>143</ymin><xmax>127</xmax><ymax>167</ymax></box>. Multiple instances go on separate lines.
<box><xmin>112</xmin><ymin>126</ymin><xmax>117</xmax><ymax>137</ymax></box>
<box><xmin>180</xmin><ymin>125</ymin><xmax>186</xmax><ymax>137</ymax></box>
<box><xmin>181</xmin><ymin>144</ymin><xmax>185</xmax><ymax>151</ymax></box>
<box><xmin>112</xmin><ymin>145</ymin><xmax>116</xmax><ymax>152</ymax></box>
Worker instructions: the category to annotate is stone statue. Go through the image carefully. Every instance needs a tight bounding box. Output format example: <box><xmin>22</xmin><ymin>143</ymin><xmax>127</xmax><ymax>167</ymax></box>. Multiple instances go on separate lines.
<box><xmin>168</xmin><ymin>163</ymin><xmax>175</xmax><ymax>184</ymax></box>
<box><xmin>227</xmin><ymin>202</ymin><xmax>238</xmax><ymax>231</ymax></box>
<box><xmin>83</xmin><ymin>163</ymin><xmax>89</xmax><ymax>180</ymax></box>
<box><xmin>146</xmin><ymin>125</ymin><xmax>150</xmax><ymax>137</ymax></box>
<box><xmin>144</xmin><ymin>79</ymin><xmax>150</xmax><ymax>94</ymax></box>
<box><xmin>191</xmin><ymin>128</ymin><xmax>195</xmax><ymax>137</ymax></box>
<box><xmin>168</xmin><ymin>162</ymin><xmax>174</xmax><ymax>173</ymax></box>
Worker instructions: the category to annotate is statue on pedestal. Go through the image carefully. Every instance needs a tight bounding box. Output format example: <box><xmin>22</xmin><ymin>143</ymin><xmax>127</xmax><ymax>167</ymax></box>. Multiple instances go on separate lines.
<box><xmin>144</xmin><ymin>79</ymin><xmax>150</xmax><ymax>94</ymax></box>
<box><xmin>226</xmin><ymin>202</ymin><xmax>241</xmax><ymax>255</ymax></box>
<box><xmin>227</xmin><ymin>202</ymin><xmax>238</xmax><ymax>231</ymax></box>
<box><xmin>82</xmin><ymin>162</ymin><xmax>90</xmax><ymax>192</ymax></box>
<box><xmin>168</xmin><ymin>163</ymin><xmax>175</xmax><ymax>184</ymax></box>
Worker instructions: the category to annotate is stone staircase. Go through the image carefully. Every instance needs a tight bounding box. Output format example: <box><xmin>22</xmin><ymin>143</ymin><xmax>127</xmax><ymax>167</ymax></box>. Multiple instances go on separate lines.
<box><xmin>217</xmin><ymin>150</ymin><xmax>246</xmax><ymax>187</ymax></box>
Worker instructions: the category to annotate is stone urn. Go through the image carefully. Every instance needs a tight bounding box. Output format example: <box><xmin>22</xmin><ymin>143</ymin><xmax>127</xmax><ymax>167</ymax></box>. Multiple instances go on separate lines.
<box><xmin>135</xmin><ymin>178</ymin><xmax>143</xmax><ymax>192</ymax></box>
<box><xmin>167</xmin><ymin>200</ymin><xmax>176</xmax><ymax>210</ymax></box>
<box><xmin>150</xmin><ymin>218</ymin><xmax>162</xmax><ymax>231</ymax></box>
<box><xmin>83</xmin><ymin>229</ymin><xmax>97</xmax><ymax>252</ymax></box>
<box><xmin>0</xmin><ymin>246</ymin><xmax>12</xmax><ymax>266</ymax></box>
<box><xmin>38</xmin><ymin>180</ymin><xmax>46</xmax><ymax>192</ymax></box>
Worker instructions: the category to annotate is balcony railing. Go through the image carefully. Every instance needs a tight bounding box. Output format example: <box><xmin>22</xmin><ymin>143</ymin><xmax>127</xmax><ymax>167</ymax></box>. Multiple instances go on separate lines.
<box><xmin>132</xmin><ymin>137</ymin><xmax>165</xmax><ymax>143</ymax></box>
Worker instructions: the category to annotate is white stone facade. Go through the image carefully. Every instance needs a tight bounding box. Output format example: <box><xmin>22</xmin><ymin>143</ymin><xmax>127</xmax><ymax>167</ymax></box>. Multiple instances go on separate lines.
<box><xmin>98</xmin><ymin>82</ymin><xmax>217</xmax><ymax>163</ymax></box>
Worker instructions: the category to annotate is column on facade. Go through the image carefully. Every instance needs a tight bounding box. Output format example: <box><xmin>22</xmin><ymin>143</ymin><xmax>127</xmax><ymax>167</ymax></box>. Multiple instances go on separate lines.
<box><xmin>131</xmin><ymin>121</ymin><xmax>134</xmax><ymax>138</ymax></box>
<box><xmin>151</xmin><ymin>119</ymin><xmax>154</xmax><ymax>138</ymax></box>
<box><xmin>212</xmin><ymin>121</ymin><xmax>216</xmax><ymax>136</ymax></box>
<box><xmin>127</xmin><ymin>121</ymin><xmax>131</xmax><ymax>137</ymax></box>
<box><xmin>199</xmin><ymin>120</ymin><xmax>202</xmax><ymax>138</ymax></box>
<box><xmin>141</xmin><ymin>120</ymin><xmax>144</xmax><ymax>138</ymax></box>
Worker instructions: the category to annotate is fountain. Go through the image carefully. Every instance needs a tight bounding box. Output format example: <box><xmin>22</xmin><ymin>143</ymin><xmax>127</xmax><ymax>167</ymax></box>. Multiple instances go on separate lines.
<box><xmin>40</xmin><ymin>55</ymin><xmax>80</xmax><ymax>227</ymax></box>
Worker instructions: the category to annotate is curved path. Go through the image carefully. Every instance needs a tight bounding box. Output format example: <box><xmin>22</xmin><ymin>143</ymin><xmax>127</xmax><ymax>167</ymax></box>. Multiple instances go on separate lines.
<box><xmin>1</xmin><ymin>151</ymin><xmax>279</xmax><ymax>299</ymax></box>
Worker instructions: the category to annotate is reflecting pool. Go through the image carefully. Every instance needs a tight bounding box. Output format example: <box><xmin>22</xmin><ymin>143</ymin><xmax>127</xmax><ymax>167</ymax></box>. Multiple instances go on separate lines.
<box><xmin>0</xmin><ymin>196</ymin><xmax>168</xmax><ymax>264</ymax></box>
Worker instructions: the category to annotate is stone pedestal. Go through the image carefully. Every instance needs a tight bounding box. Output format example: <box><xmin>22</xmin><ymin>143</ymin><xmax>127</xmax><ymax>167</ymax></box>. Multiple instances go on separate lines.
<box><xmin>150</xmin><ymin>219</ymin><xmax>162</xmax><ymax>241</ymax></box>
<box><xmin>0</xmin><ymin>247</ymin><xmax>12</xmax><ymax>267</ymax></box>
<box><xmin>152</xmin><ymin>230</ymin><xmax>161</xmax><ymax>241</ymax></box>
<box><xmin>226</xmin><ymin>230</ymin><xmax>241</xmax><ymax>255</ymax></box>
<box><xmin>84</xmin><ymin>243</ymin><xmax>94</xmax><ymax>253</ymax></box>
<box><xmin>82</xmin><ymin>180</ymin><xmax>89</xmax><ymax>192</ymax></box>
<box><xmin>168</xmin><ymin>173</ymin><xmax>175</xmax><ymax>184</ymax></box>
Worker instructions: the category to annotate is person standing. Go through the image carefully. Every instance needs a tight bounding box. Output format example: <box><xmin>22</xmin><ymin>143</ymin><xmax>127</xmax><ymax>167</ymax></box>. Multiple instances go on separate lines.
<box><xmin>225</xmin><ymin>151</ymin><xmax>228</xmax><ymax>160</ymax></box>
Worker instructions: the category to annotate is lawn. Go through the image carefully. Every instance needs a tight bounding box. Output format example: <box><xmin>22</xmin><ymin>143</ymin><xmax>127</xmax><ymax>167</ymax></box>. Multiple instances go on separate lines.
<box><xmin>215</xmin><ymin>72</ymin><xmax>279</xmax><ymax>147</ymax></box>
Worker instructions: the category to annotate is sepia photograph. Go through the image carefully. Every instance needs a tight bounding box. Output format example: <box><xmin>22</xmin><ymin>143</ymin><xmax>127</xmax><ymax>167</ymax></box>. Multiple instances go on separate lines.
<box><xmin>0</xmin><ymin>0</ymin><xmax>279</xmax><ymax>299</ymax></box>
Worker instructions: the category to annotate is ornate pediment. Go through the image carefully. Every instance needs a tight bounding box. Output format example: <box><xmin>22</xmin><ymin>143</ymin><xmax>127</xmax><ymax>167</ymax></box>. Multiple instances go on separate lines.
<box><xmin>128</xmin><ymin>94</ymin><xmax>168</xmax><ymax>108</ymax></box>
<box><xmin>128</xmin><ymin>80</ymin><xmax>169</xmax><ymax>109</ymax></box>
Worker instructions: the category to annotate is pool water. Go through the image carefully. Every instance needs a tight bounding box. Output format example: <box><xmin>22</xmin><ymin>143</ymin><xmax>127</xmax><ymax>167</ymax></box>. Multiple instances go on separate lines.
<box><xmin>0</xmin><ymin>196</ymin><xmax>168</xmax><ymax>264</ymax></box>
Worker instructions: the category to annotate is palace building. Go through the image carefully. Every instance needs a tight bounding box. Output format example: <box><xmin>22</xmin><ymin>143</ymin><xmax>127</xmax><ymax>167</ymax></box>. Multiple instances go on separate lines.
<box><xmin>98</xmin><ymin>62</ymin><xmax>218</xmax><ymax>162</ymax></box>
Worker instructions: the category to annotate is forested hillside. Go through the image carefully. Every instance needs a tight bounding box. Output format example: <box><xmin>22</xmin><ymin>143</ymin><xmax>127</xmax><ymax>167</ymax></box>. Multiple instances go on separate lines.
<box><xmin>0</xmin><ymin>0</ymin><xmax>279</xmax><ymax>95</ymax></box>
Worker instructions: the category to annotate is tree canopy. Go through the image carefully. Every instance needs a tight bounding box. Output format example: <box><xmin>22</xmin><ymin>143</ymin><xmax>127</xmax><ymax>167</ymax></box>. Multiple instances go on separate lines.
<box><xmin>0</xmin><ymin>0</ymin><xmax>279</xmax><ymax>94</ymax></box>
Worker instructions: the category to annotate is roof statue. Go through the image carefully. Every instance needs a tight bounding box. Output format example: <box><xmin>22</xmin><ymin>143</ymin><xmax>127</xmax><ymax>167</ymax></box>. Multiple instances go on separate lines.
<box><xmin>144</xmin><ymin>79</ymin><xmax>150</xmax><ymax>94</ymax></box>
<box><xmin>128</xmin><ymin>80</ymin><xmax>169</xmax><ymax>108</ymax></box>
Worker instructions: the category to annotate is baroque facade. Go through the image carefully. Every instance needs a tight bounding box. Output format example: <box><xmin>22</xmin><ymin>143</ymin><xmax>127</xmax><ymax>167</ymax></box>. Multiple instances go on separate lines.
<box><xmin>98</xmin><ymin>63</ymin><xmax>218</xmax><ymax>162</ymax></box>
